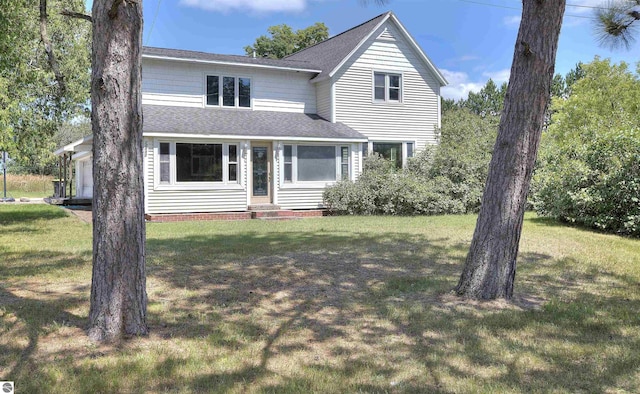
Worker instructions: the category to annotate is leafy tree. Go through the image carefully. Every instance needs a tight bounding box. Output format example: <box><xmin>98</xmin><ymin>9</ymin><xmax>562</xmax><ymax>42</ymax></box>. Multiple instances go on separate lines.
<box><xmin>87</xmin><ymin>0</ymin><xmax>148</xmax><ymax>342</ymax></box>
<box><xmin>550</xmin><ymin>62</ymin><xmax>585</xmax><ymax>99</ymax></box>
<box><xmin>0</xmin><ymin>0</ymin><xmax>90</xmax><ymax>173</ymax></box>
<box><xmin>441</xmin><ymin>98</ymin><xmax>457</xmax><ymax>113</ymax></box>
<box><xmin>533</xmin><ymin>58</ymin><xmax>640</xmax><ymax>236</ymax></box>
<box><xmin>460</xmin><ymin>79</ymin><xmax>507</xmax><ymax>116</ymax></box>
<box><xmin>244</xmin><ymin>22</ymin><xmax>329</xmax><ymax>59</ymax></box>
<box><xmin>54</xmin><ymin>116</ymin><xmax>91</xmax><ymax>148</ymax></box>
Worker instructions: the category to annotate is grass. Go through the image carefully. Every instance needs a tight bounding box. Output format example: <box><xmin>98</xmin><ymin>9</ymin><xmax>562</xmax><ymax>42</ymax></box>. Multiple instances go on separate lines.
<box><xmin>1</xmin><ymin>174</ymin><xmax>54</xmax><ymax>198</ymax></box>
<box><xmin>1</xmin><ymin>204</ymin><xmax>640</xmax><ymax>393</ymax></box>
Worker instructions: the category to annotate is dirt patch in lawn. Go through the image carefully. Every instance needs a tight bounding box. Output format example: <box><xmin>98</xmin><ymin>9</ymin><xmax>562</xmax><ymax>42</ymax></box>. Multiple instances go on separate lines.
<box><xmin>63</xmin><ymin>206</ymin><xmax>92</xmax><ymax>224</ymax></box>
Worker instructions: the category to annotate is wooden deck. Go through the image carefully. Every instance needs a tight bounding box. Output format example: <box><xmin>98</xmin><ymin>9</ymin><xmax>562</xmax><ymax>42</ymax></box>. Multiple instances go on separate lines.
<box><xmin>45</xmin><ymin>197</ymin><xmax>92</xmax><ymax>206</ymax></box>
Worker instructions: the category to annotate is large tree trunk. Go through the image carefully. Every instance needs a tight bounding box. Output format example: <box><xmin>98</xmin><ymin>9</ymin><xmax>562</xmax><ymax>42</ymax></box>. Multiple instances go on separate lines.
<box><xmin>88</xmin><ymin>0</ymin><xmax>147</xmax><ymax>342</ymax></box>
<box><xmin>455</xmin><ymin>0</ymin><xmax>566</xmax><ymax>299</ymax></box>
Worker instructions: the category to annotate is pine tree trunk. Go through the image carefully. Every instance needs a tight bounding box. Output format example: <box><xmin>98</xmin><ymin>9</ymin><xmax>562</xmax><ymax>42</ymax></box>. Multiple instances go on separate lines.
<box><xmin>88</xmin><ymin>0</ymin><xmax>147</xmax><ymax>342</ymax></box>
<box><xmin>455</xmin><ymin>0</ymin><xmax>566</xmax><ymax>299</ymax></box>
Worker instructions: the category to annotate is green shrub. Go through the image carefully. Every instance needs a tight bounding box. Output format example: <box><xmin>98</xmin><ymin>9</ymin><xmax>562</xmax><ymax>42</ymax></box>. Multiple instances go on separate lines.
<box><xmin>324</xmin><ymin>108</ymin><xmax>497</xmax><ymax>216</ymax></box>
<box><xmin>532</xmin><ymin>58</ymin><xmax>640</xmax><ymax>237</ymax></box>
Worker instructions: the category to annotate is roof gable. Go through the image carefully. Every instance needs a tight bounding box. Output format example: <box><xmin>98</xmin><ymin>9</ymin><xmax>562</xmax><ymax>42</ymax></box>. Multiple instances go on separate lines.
<box><xmin>285</xmin><ymin>12</ymin><xmax>389</xmax><ymax>82</ymax></box>
<box><xmin>286</xmin><ymin>11</ymin><xmax>447</xmax><ymax>86</ymax></box>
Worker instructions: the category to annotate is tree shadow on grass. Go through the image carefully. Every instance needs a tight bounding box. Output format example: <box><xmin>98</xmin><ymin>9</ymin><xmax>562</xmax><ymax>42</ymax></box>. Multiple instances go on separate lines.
<box><xmin>0</xmin><ymin>205</ymin><xmax>68</xmax><ymax>226</ymax></box>
<box><xmin>143</xmin><ymin>228</ymin><xmax>640</xmax><ymax>392</ymax></box>
<box><xmin>0</xmin><ymin>286</ymin><xmax>87</xmax><ymax>381</ymax></box>
<box><xmin>371</xmin><ymin>256</ymin><xmax>640</xmax><ymax>393</ymax></box>
<box><xmin>0</xmin><ymin>250</ymin><xmax>91</xmax><ymax>279</ymax></box>
<box><xmin>141</xmin><ymin>231</ymin><xmax>469</xmax><ymax>391</ymax></box>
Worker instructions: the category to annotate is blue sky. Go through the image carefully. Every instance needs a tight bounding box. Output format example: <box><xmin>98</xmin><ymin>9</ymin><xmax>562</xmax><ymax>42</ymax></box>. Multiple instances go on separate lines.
<box><xmin>86</xmin><ymin>0</ymin><xmax>639</xmax><ymax>100</ymax></box>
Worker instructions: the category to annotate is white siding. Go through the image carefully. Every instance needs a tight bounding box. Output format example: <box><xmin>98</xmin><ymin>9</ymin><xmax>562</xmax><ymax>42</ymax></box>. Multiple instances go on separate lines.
<box><xmin>273</xmin><ymin>141</ymin><xmax>360</xmax><ymax>209</ymax></box>
<box><xmin>142</xmin><ymin>58</ymin><xmax>317</xmax><ymax>113</ymax></box>
<box><xmin>278</xmin><ymin>188</ymin><xmax>327</xmax><ymax>210</ymax></box>
<box><xmin>316</xmin><ymin>79</ymin><xmax>332</xmax><ymax>121</ymax></box>
<box><xmin>144</xmin><ymin>137</ymin><xmax>249</xmax><ymax>214</ymax></box>
<box><xmin>333</xmin><ymin>21</ymin><xmax>441</xmax><ymax>151</ymax></box>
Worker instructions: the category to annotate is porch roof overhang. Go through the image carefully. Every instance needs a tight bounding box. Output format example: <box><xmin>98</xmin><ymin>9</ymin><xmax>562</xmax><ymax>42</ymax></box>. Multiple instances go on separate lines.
<box><xmin>53</xmin><ymin>135</ymin><xmax>93</xmax><ymax>156</ymax></box>
<box><xmin>142</xmin><ymin>105</ymin><xmax>368</xmax><ymax>142</ymax></box>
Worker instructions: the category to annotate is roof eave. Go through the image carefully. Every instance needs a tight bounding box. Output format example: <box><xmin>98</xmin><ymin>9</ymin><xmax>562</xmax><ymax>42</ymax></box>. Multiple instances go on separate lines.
<box><xmin>142</xmin><ymin>131</ymin><xmax>367</xmax><ymax>143</ymax></box>
<box><xmin>326</xmin><ymin>12</ymin><xmax>392</xmax><ymax>80</ymax></box>
<box><xmin>142</xmin><ymin>54</ymin><xmax>322</xmax><ymax>74</ymax></box>
<box><xmin>54</xmin><ymin>134</ymin><xmax>93</xmax><ymax>156</ymax></box>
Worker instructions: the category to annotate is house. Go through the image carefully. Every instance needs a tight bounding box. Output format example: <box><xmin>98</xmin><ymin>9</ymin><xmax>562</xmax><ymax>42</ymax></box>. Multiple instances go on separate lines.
<box><xmin>55</xmin><ymin>11</ymin><xmax>447</xmax><ymax>219</ymax></box>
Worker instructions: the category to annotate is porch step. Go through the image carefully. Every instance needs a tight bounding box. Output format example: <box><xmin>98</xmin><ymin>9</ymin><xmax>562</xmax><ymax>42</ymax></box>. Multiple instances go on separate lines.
<box><xmin>248</xmin><ymin>204</ymin><xmax>280</xmax><ymax>211</ymax></box>
<box><xmin>250</xmin><ymin>209</ymin><xmax>295</xmax><ymax>219</ymax></box>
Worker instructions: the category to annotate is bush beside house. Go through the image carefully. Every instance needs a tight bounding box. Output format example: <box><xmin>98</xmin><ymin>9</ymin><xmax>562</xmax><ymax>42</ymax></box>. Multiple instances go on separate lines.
<box><xmin>324</xmin><ymin>108</ymin><xmax>498</xmax><ymax>215</ymax></box>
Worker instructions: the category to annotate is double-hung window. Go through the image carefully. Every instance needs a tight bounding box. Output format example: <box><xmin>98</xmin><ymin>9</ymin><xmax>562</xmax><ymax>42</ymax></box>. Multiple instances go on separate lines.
<box><xmin>282</xmin><ymin>145</ymin><xmax>350</xmax><ymax>184</ymax></box>
<box><xmin>206</xmin><ymin>75</ymin><xmax>251</xmax><ymax>108</ymax></box>
<box><xmin>374</xmin><ymin>72</ymin><xmax>401</xmax><ymax>102</ymax></box>
<box><xmin>156</xmin><ymin>141</ymin><xmax>240</xmax><ymax>187</ymax></box>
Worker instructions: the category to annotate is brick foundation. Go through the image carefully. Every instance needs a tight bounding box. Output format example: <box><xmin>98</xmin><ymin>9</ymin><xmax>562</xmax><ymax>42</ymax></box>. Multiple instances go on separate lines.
<box><xmin>145</xmin><ymin>209</ymin><xmax>328</xmax><ymax>222</ymax></box>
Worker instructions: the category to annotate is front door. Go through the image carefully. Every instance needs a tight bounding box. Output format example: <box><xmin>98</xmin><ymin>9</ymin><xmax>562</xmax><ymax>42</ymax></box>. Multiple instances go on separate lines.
<box><xmin>250</xmin><ymin>143</ymin><xmax>272</xmax><ymax>205</ymax></box>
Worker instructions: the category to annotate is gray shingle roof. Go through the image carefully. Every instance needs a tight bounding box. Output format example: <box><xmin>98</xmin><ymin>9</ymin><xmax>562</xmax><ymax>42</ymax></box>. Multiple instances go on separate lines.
<box><xmin>142</xmin><ymin>105</ymin><xmax>366</xmax><ymax>141</ymax></box>
<box><xmin>285</xmin><ymin>12</ymin><xmax>390</xmax><ymax>81</ymax></box>
<box><xmin>142</xmin><ymin>47</ymin><xmax>321</xmax><ymax>72</ymax></box>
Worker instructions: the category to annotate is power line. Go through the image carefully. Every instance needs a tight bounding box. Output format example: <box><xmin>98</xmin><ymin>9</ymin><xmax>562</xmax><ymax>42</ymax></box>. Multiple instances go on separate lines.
<box><xmin>507</xmin><ymin>0</ymin><xmax>638</xmax><ymax>11</ymax></box>
<box><xmin>145</xmin><ymin>0</ymin><xmax>162</xmax><ymax>46</ymax></box>
<box><xmin>457</xmin><ymin>0</ymin><xmax>601</xmax><ymax>19</ymax></box>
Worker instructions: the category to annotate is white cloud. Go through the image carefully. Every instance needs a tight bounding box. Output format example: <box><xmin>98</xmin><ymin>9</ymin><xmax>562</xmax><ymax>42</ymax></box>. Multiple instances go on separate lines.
<box><xmin>503</xmin><ymin>15</ymin><xmax>521</xmax><ymax>27</ymax></box>
<box><xmin>440</xmin><ymin>68</ymin><xmax>511</xmax><ymax>101</ymax></box>
<box><xmin>440</xmin><ymin>70</ymin><xmax>485</xmax><ymax>101</ymax></box>
<box><xmin>180</xmin><ymin>0</ymin><xmax>313</xmax><ymax>13</ymax></box>
<box><xmin>482</xmin><ymin>69</ymin><xmax>510</xmax><ymax>84</ymax></box>
<box><xmin>457</xmin><ymin>55</ymin><xmax>480</xmax><ymax>62</ymax></box>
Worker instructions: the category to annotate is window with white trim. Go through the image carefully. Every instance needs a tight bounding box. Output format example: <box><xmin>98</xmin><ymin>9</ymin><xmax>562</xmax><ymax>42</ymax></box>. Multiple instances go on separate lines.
<box><xmin>283</xmin><ymin>145</ymin><xmax>293</xmax><ymax>182</ymax></box>
<box><xmin>206</xmin><ymin>75</ymin><xmax>251</xmax><ymax>108</ymax></box>
<box><xmin>282</xmin><ymin>145</ymin><xmax>349</xmax><ymax>183</ymax></box>
<box><xmin>374</xmin><ymin>72</ymin><xmax>401</xmax><ymax>102</ymax></box>
<box><xmin>340</xmin><ymin>146</ymin><xmax>350</xmax><ymax>180</ymax></box>
<box><xmin>159</xmin><ymin>142</ymin><xmax>170</xmax><ymax>184</ymax></box>
<box><xmin>156</xmin><ymin>141</ymin><xmax>240</xmax><ymax>186</ymax></box>
<box><xmin>370</xmin><ymin>141</ymin><xmax>414</xmax><ymax>168</ymax></box>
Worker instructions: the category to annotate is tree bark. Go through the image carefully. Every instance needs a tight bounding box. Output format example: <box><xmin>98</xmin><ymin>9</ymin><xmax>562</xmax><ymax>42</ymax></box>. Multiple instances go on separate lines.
<box><xmin>88</xmin><ymin>0</ymin><xmax>147</xmax><ymax>342</ymax></box>
<box><xmin>455</xmin><ymin>0</ymin><xmax>566</xmax><ymax>299</ymax></box>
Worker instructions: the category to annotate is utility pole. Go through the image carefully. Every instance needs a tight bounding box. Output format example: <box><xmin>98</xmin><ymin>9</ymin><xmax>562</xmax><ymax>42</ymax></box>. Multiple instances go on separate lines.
<box><xmin>2</xmin><ymin>150</ymin><xmax>15</xmax><ymax>202</ymax></box>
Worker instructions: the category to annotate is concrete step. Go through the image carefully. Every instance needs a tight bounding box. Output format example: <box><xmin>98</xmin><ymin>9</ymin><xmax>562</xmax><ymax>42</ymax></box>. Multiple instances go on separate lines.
<box><xmin>251</xmin><ymin>210</ymin><xmax>295</xmax><ymax>219</ymax></box>
<box><xmin>248</xmin><ymin>204</ymin><xmax>280</xmax><ymax>211</ymax></box>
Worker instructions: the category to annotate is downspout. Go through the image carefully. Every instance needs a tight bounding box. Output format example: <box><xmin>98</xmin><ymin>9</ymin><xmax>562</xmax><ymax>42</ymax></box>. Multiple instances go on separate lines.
<box><xmin>143</xmin><ymin>139</ymin><xmax>149</xmax><ymax>215</ymax></box>
<box><xmin>330</xmin><ymin>80</ymin><xmax>336</xmax><ymax>123</ymax></box>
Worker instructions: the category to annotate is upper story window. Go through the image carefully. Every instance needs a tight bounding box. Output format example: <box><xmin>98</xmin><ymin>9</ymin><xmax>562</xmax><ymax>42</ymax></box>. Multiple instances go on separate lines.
<box><xmin>374</xmin><ymin>72</ymin><xmax>401</xmax><ymax>102</ymax></box>
<box><xmin>206</xmin><ymin>75</ymin><xmax>251</xmax><ymax>108</ymax></box>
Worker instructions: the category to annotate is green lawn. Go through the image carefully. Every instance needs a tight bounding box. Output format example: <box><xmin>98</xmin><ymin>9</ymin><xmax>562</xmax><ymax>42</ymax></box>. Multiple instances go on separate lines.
<box><xmin>1</xmin><ymin>204</ymin><xmax>639</xmax><ymax>393</ymax></box>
